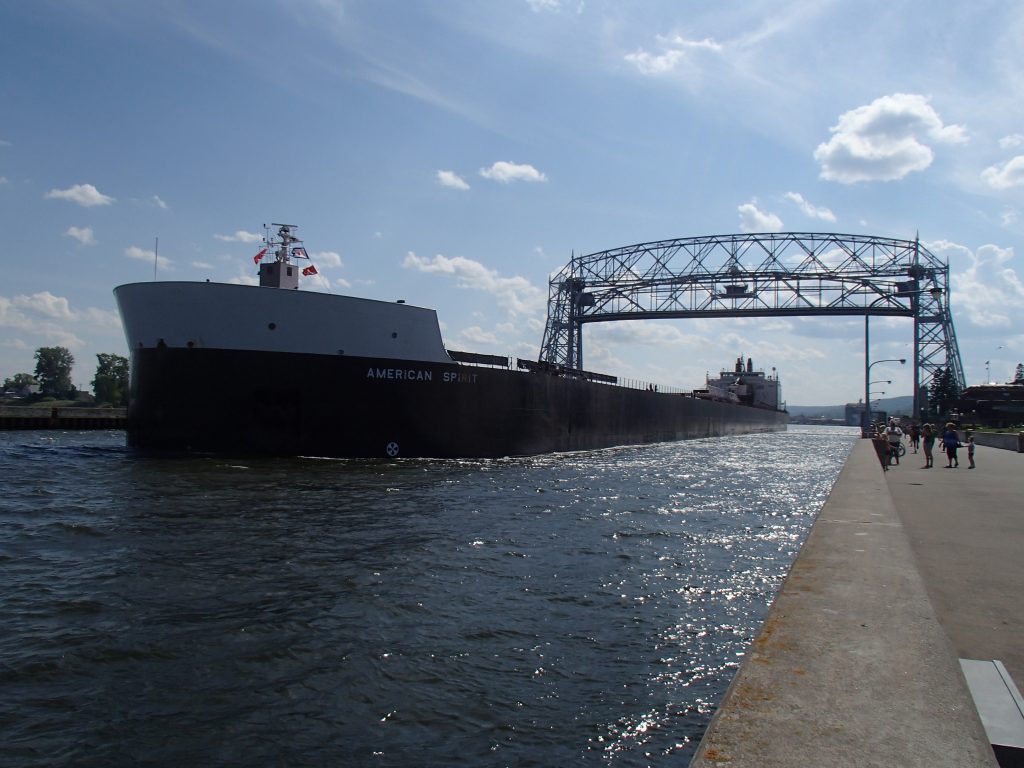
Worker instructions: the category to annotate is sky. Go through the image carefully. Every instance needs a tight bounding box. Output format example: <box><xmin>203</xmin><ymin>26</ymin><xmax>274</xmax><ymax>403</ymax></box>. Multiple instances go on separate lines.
<box><xmin>1</xmin><ymin>0</ymin><xmax>1022</xmax><ymax>405</ymax></box>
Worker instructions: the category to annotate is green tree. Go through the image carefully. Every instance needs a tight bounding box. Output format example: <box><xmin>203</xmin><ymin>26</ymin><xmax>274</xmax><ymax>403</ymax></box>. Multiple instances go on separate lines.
<box><xmin>34</xmin><ymin>346</ymin><xmax>76</xmax><ymax>399</ymax></box>
<box><xmin>3</xmin><ymin>372</ymin><xmax>38</xmax><ymax>391</ymax></box>
<box><xmin>918</xmin><ymin>383</ymin><xmax>932</xmax><ymax>422</ymax></box>
<box><xmin>92</xmin><ymin>353</ymin><xmax>129</xmax><ymax>406</ymax></box>
<box><xmin>1014</xmin><ymin>363</ymin><xmax>1024</xmax><ymax>385</ymax></box>
<box><xmin>928</xmin><ymin>367</ymin><xmax>960</xmax><ymax>419</ymax></box>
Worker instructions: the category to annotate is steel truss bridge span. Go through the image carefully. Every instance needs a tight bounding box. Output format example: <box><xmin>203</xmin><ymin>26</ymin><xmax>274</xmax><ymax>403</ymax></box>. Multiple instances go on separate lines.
<box><xmin>539</xmin><ymin>232</ymin><xmax>965</xmax><ymax>414</ymax></box>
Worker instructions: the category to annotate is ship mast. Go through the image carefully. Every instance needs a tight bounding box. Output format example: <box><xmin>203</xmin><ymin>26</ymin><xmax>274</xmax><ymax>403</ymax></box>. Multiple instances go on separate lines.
<box><xmin>258</xmin><ymin>223</ymin><xmax>303</xmax><ymax>289</ymax></box>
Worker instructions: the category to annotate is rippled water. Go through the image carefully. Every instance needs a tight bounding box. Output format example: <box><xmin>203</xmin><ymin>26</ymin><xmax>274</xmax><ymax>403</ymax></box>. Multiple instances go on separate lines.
<box><xmin>0</xmin><ymin>426</ymin><xmax>857</xmax><ymax>767</ymax></box>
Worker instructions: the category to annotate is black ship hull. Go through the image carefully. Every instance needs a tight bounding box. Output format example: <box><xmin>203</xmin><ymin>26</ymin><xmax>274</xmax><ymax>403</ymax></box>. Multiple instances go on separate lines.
<box><xmin>127</xmin><ymin>347</ymin><xmax>787</xmax><ymax>459</ymax></box>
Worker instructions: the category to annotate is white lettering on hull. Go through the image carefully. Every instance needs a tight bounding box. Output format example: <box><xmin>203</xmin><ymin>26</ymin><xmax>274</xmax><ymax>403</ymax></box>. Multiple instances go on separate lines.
<box><xmin>364</xmin><ymin>367</ymin><xmax>478</xmax><ymax>383</ymax></box>
<box><xmin>443</xmin><ymin>372</ymin><xmax>477</xmax><ymax>383</ymax></box>
<box><xmin>366</xmin><ymin>368</ymin><xmax>434</xmax><ymax>381</ymax></box>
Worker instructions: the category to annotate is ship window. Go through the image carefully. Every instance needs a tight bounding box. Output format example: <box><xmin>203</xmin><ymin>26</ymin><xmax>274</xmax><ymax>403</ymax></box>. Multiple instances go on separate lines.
<box><xmin>392</xmin><ymin>332</ymin><xmax>398</xmax><ymax>339</ymax></box>
<box><xmin>268</xmin><ymin>323</ymin><xmax>277</xmax><ymax>330</ymax></box>
<box><xmin>287</xmin><ymin>267</ymin><xmax>293</xmax><ymax>276</ymax></box>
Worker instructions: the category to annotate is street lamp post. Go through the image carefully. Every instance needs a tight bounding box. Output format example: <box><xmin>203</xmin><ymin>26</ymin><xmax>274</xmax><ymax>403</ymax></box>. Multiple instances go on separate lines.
<box><xmin>869</xmin><ymin>380</ymin><xmax>891</xmax><ymax>409</ymax></box>
<box><xmin>865</xmin><ymin>359</ymin><xmax>905</xmax><ymax>434</ymax></box>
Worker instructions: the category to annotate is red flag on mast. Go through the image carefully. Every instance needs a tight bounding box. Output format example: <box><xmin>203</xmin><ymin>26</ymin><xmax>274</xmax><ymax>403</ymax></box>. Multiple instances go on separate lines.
<box><xmin>302</xmin><ymin>265</ymin><xmax>318</xmax><ymax>276</ymax></box>
<box><xmin>253</xmin><ymin>248</ymin><xmax>267</xmax><ymax>264</ymax></box>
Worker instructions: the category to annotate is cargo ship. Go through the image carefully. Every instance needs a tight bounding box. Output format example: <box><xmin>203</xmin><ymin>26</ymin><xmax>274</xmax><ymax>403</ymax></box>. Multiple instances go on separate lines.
<box><xmin>114</xmin><ymin>224</ymin><xmax>787</xmax><ymax>458</ymax></box>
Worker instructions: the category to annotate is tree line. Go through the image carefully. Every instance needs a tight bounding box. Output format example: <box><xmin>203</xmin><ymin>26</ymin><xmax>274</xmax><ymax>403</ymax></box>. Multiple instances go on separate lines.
<box><xmin>2</xmin><ymin>347</ymin><xmax>129</xmax><ymax>406</ymax></box>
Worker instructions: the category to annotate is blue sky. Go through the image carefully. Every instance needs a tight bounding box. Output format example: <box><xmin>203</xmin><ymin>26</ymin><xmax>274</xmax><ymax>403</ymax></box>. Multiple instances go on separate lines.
<box><xmin>1</xmin><ymin>0</ymin><xmax>1021</xmax><ymax>405</ymax></box>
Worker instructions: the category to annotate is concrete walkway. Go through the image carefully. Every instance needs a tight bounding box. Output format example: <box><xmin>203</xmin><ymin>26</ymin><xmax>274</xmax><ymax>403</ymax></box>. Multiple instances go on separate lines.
<box><xmin>689</xmin><ymin>438</ymin><xmax>1013</xmax><ymax>767</ymax></box>
<box><xmin>885</xmin><ymin>439</ymin><xmax>1024</xmax><ymax>689</ymax></box>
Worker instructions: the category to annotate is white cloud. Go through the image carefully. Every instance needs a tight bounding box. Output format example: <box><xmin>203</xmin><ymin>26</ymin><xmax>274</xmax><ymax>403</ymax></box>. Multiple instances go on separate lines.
<box><xmin>458</xmin><ymin>325</ymin><xmax>500</xmax><ymax>346</ymax></box>
<box><xmin>624</xmin><ymin>34</ymin><xmax>723</xmax><ymax>76</ymax></box>
<box><xmin>191</xmin><ymin>261</ymin><xmax>214</xmax><ymax>269</ymax></box>
<box><xmin>0</xmin><ymin>176</ymin><xmax>7</xmax><ymax>184</ymax></box>
<box><xmin>0</xmin><ymin>292</ymin><xmax>120</xmax><ymax>360</ymax></box>
<box><xmin>599</xmin><ymin>321</ymin><xmax>703</xmax><ymax>349</ymax></box>
<box><xmin>526</xmin><ymin>0</ymin><xmax>561</xmax><ymax>12</ymax></box>
<box><xmin>931</xmin><ymin>240</ymin><xmax>1024</xmax><ymax>328</ymax></box>
<box><xmin>227</xmin><ymin>272</ymin><xmax>258</xmax><ymax>286</ymax></box>
<box><xmin>65</xmin><ymin>226</ymin><xmax>96</xmax><ymax>245</ymax></box>
<box><xmin>402</xmin><ymin>251</ymin><xmax>546</xmax><ymax>315</ymax></box>
<box><xmin>479</xmin><ymin>161</ymin><xmax>548</xmax><ymax>184</ymax></box>
<box><xmin>814</xmin><ymin>93</ymin><xmax>968</xmax><ymax>184</ymax></box>
<box><xmin>125</xmin><ymin>245</ymin><xmax>172</xmax><ymax>271</ymax></box>
<box><xmin>981</xmin><ymin>155</ymin><xmax>1024</xmax><ymax>190</ymax></box>
<box><xmin>784</xmin><ymin>192</ymin><xmax>836</xmax><ymax>223</ymax></box>
<box><xmin>999</xmin><ymin>134</ymin><xmax>1024</xmax><ymax>149</ymax></box>
<box><xmin>437</xmin><ymin>170</ymin><xmax>470</xmax><ymax>190</ymax></box>
<box><xmin>302</xmin><ymin>271</ymin><xmax>334</xmax><ymax>293</ymax></box>
<box><xmin>0</xmin><ymin>297</ymin><xmax>32</xmax><ymax>332</ymax></box>
<box><xmin>0</xmin><ymin>337</ymin><xmax>28</xmax><ymax>351</ymax></box>
<box><xmin>13</xmin><ymin>291</ymin><xmax>73</xmax><ymax>320</ymax></box>
<box><xmin>214</xmin><ymin>230</ymin><xmax>263</xmax><ymax>243</ymax></box>
<box><xmin>313</xmin><ymin>250</ymin><xmax>343</xmax><ymax>268</ymax></box>
<box><xmin>152</xmin><ymin>195</ymin><xmax>169</xmax><ymax>209</ymax></box>
<box><xmin>738</xmin><ymin>201</ymin><xmax>783</xmax><ymax>232</ymax></box>
<box><xmin>45</xmin><ymin>183</ymin><xmax>114</xmax><ymax>207</ymax></box>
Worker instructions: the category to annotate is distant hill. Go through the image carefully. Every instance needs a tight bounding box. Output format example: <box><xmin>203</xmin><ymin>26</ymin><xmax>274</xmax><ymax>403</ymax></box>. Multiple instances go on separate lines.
<box><xmin>788</xmin><ymin>395</ymin><xmax>914</xmax><ymax>419</ymax></box>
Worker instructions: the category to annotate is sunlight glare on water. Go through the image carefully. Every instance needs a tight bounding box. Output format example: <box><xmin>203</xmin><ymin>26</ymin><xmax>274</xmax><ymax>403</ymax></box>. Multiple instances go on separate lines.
<box><xmin>0</xmin><ymin>426</ymin><xmax>857</xmax><ymax>767</ymax></box>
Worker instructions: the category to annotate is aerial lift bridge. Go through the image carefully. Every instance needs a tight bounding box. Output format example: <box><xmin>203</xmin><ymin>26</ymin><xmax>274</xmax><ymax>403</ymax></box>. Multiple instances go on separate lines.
<box><xmin>539</xmin><ymin>232</ymin><xmax>965</xmax><ymax>419</ymax></box>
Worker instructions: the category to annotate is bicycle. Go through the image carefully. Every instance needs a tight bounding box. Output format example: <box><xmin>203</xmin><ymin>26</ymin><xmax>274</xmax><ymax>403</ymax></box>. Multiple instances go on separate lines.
<box><xmin>888</xmin><ymin>440</ymin><xmax>906</xmax><ymax>464</ymax></box>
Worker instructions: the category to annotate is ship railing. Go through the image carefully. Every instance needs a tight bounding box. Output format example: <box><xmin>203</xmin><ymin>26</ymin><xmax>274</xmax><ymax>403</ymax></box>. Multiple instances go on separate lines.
<box><xmin>514</xmin><ymin>358</ymin><xmax>688</xmax><ymax>395</ymax></box>
<box><xmin>445</xmin><ymin>349</ymin><xmax>689</xmax><ymax>395</ymax></box>
<box><xmin>446</xmin><ymin>350</ymin><xmax>512</xmax><ymax>368</ymax></box>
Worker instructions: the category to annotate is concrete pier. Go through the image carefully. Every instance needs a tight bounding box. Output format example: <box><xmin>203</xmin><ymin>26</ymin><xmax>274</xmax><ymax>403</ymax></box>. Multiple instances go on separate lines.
<box><xmin>0</xmin><ymin>405</ymin><xmax>126</xmax><ymax>430</ymax></box>
<box><xmin>690</xmin><ymin>437</ymin><xmax>1024</xmax><ymax>767</ymax></box>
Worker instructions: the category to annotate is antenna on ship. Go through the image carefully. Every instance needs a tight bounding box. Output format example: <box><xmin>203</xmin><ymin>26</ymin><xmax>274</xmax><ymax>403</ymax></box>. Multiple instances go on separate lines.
<box><xmin>153</xmin><ymin>237</ymin><xmax>159</xmax><ymax>281</ymax></box>
<box><xmin>258</xmin><ymin>223</ymin><xmax>302</xmax><ymax>290</ymax></box>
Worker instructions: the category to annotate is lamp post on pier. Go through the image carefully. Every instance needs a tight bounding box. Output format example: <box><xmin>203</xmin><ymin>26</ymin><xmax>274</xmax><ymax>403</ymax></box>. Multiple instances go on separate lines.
<box><xmin>865</xmin><ymin>359</ymin><xmax>905</xmax><ymax>434</ymax></box>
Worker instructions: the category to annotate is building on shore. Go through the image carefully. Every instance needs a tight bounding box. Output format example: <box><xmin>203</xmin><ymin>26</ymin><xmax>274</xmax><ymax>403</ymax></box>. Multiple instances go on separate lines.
<box><xmin>957</xmin><ymin>383</ymin><xmax>1024</xmax><ymax>428</ymax></box>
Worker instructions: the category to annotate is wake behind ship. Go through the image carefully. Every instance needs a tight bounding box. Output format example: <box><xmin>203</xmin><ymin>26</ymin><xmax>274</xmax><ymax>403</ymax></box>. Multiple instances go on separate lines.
<box><xmin>114</xmin><ymin>224</ymin><xmax>787</xmax><ymax>459</ymax></box>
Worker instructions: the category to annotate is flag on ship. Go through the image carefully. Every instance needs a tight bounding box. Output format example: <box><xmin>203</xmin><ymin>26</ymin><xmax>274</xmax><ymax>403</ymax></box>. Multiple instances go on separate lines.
<box><xmin>292</xmin><ymin>247</ymin><xmax>308</xmax><ymax>259</ymax></box>
<box><xmin>302</xmin><ymin>265</ymin><xmax>318</xmax><ymax>276</ymax></box>
<box><xmin>253</xmin><ymin>248</ymin><xmax>267</xmax><ymax>264</ymax></box>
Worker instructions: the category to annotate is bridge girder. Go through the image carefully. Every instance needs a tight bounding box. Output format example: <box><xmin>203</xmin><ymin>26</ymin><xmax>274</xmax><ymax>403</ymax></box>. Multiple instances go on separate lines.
<box><xmin>538</xmin><ymin>232</ymin><xmax>965</xmax><ymax>412</ymax></box>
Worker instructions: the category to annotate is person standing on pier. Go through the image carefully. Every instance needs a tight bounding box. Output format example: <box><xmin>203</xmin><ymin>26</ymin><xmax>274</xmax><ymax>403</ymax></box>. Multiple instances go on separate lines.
<box><xmin>885</xmin><ymin>419</ymin><xmax>903</xmax><ymax>466</ymax></box>
<box><xmin>942</xmin><ymin>423</ymin><xmax>960</xmax><ymax>468</ymax></box>
<box><xmin>921</xmin><ymin>423</ymin><xmax>935</xmax><ymax>468</ymax></box>
<box><xmin>967</xmin><ymin>434</ymin><xmax>976</xmax><ymax>469</ymax></box>
<box><xmin>909</xmin><ymin>423</ymin><xmax>920</xmax><ymax>453</ymax></box>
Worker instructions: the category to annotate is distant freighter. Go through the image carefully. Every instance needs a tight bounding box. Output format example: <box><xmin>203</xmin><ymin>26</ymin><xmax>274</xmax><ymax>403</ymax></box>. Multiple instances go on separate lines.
<box><xmin>114</xmin><ymin>224</ymin><xmax>787</xmax><ymax>458</ymax></box>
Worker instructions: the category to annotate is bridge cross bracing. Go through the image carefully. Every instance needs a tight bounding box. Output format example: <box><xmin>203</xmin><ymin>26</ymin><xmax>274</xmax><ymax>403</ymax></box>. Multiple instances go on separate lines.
<box><xmin>539</xmin><ymin>232</ymin><xmax>965</xmax><ymax>414</ymax></box>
